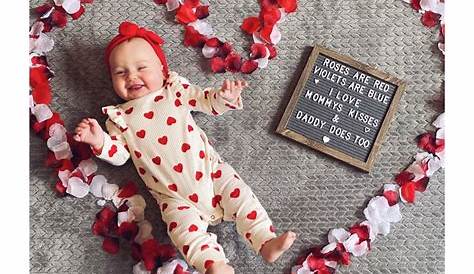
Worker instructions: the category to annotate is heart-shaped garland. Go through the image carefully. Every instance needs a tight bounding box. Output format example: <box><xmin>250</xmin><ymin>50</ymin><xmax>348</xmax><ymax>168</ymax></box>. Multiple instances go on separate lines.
<box><xmin>29</xmin><ymin>1</ymin><xmax>445</xmax><ymax>273</ymax></box>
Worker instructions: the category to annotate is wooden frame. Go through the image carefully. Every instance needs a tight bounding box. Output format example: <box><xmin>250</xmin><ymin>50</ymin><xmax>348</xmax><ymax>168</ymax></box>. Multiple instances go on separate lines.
<box><xmin>276</xmin><ymin>44</ymin><xmax>405</xmax><ymax>172</ymax></box>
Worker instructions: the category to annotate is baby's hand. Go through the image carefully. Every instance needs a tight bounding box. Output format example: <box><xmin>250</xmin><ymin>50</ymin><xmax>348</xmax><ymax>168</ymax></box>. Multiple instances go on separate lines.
<box><xmin>73</xmin><ymin>118</ymin><xmax>104</xmax><ymax>150</ymax></box>
<box><xmin>219</xmin><ymin>79</ymin><xmax>248</xmax><ymax>102</ymax></box>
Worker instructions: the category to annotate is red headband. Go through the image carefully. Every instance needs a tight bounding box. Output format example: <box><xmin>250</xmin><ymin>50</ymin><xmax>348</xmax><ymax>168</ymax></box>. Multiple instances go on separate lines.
<box><xmin>105</xmin><ymin>21</ymin><xmax>169</xmax><ymax>78</ymax></box>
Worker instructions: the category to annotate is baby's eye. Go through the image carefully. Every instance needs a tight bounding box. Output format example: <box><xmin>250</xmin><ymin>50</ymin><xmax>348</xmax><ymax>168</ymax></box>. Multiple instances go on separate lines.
<box><xmin>138</xmin><ymin>66</ymin><xmax>147</xmax><ymax>70</ymax></box>
<box><xmin>115</xmin><ymin>71</ymin><xmax>125</xmax><ymax>75</ymax></box>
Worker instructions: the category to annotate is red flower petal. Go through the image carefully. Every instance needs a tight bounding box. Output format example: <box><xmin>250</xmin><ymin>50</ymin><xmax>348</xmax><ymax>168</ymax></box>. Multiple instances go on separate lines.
<box><xmin>241</xmin><ymin>60</ymin><xmax>258</xmax><ymax>74</ymax></box>
<box><xmin>210</xmin><ymin>57</ymin><xmax>226</xmax><ymax>73</ymax></box>
<box><xmin>154</xmin><ymin>0</ymin><xmax>167</xmax><ymax>4</ymax></box>
<box><xmin>250</xmin><ymin>43</ymin><xmax>268</xmax><ymax>59</ymax></box>
<box><xmin>34</xmin><ymin>3</ymin><xmax>53</xmax><ymax>16</ymax></box>
<box><xmin>421</xmin><ymin>11</ymin><xmax>441</xmax><ymax>28</ymax></box>
<box><xmin>216</xmin><ymin>42</ymin><xmax>233</xmax><ymax>58</ymax></box>
<box><xmin>41</xmin><ymin>20</ymin><xmax>53</xmax><ymax>32</ymax></box>
<box><xmin>117</xmin><ymin>222</ymin><xmax>139</xmax><ymax>241</ymax></box>
<box><xmin>414</xmin><ymin>177</ymin><xmax>429</xmax><ymax>192</ymax></box>
<box><xmin>383</xmin><ymin>190</ymin><xmax>399</xmax><ymax>206</ymax></box>
<box><xmin>131</xmin><ymin>242</ymin><xmax>142</xmax><ymax>261</ymax></box>
<box><xmin>266</xmin><ymin>44</ymin><xmax>277</xmax><ymax>59</ymax></box>
<box><xmin>206</xmin><ymin>37</ymin><xmax>223</xmax><ymax>47</ymax></box>
<box><xmin>277</xmin><ymin>0</ymin><xmax>297</xmax><ymax>13</ymax></box>
<box><xmin>51</xmin><ymin>9</ymin><xmax>68</xmax><ymax>28</ymax></box>
<box><xmin>411</xmin><ymin>0</ymin><xmax>421</xmax><ymax>11</ymax></box>
<box><xmin>30</xmin><ymin>66</ymin><xmax>49</xmax><ymax>87</ymax></box>
<box><xmin>97</xmin><ymin>206</ymin><xmax>117</xmax><ymax>224</ymax></box>
<box><xmin>70</xmin><ymin>5</ymin><xmax>85</xmax><ymax>20</ymax></box>
<box><xmin>184</xmin><ymin>0</ymin><xmax>200</xmax><ymax>7</ymax></box>
<box><xmin>349</xmin><ymin>224</ymin><xmax>370</xmax><ymax>242</ymax></box>
<box><xmin>225</xmin><ymin>53</ymin><xmax>242</xmax><ymax>73</ymax></box>
<box><xmin>241</xmin><ymin>17</ymin><xmax>261</xmax><ymax>34</ymax></box>
<box><xmin>417</xmin><ymin>132</ymin><xmax>436</xmax><ymax>153</ymax></box>
<box><xmin>118</xmin><ymin>181</ymin><xmax>138</xmax><ymax>198</ymax></box>
<box><xmin>401</xmin><ymin>181</ymin><xmax>416</xmax><ymax>203</ymax></box>
<box><xmin>176</xmin><ymin>3</ymin><xmax>198</xmax><ymax>25</ymax></box>
<box><xmin>260</xmin><ymin>5</ymin><xmax>281</xmax><ymax>26</ymax></box>
<box><xmin>102</xmin><ymin>237</ymin><xmax>120</xmax><ymax>254</ymax></box>
<box><xmin>183</xmin><ymin>25</ymin><xmax>206</xmax><ymax>47</ymax></box>
<box><xmin>395</xmin><ymin>171</ymin><xmax>415</xmax><ymax>186</ymax></box>
<box><xmin>195</xmin><ymin>5</ymin><xmax>209</xmax><ymax>19</ymax></box>
<box><xmin>55</xmin><ymin>180</ymin><xmax>67</xmax><ymax>196</ymax></box>
<box><xmin>259</xmin><ymin>24</ymin><xmax>274</xmax><ymax>44</ymax></box>
<box><xmin>31</xmin><ymin>83</ymin><xmax>52</xmax><ymax>105</ymax></box>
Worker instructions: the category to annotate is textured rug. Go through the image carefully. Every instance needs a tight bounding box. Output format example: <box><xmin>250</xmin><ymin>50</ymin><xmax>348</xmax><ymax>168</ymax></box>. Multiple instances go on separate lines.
<box><xmin>30</xmin><ymin>0</ymin><xmax>444</xmax><ymax>273</ymax></box>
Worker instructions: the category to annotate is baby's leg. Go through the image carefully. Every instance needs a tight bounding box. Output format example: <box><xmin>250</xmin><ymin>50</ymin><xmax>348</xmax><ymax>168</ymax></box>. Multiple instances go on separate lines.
<box><xmin>158</xmin><ymin>196</ymin><xmax>232</xmax><ymax>274</ymax></box>
<box><xmin>212</xmin><ymin>162</ymin><xmax>295</xmax><ymax>261</ymax></box>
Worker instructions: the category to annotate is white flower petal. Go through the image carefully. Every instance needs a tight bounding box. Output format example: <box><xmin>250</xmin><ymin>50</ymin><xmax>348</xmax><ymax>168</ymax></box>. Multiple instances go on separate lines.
<box><xmin>49</xmin><ymin>123</ymin><xmax>67</xmax><ymax>137</ymax></box>
<box><xmin>270</xmin><ymin>25</ymin><xmax>282</xmax><ymax>45</ymax></box>
<box><xmin>66</xmin><ymin>177</ymin><xmax>89</xmax><ymax>198</ymax></box>
<box><xmin>102</xmin><ymin>183</ymin><xmax>119</xmax><ymax>200</ymax></box>
<box><xmin>132</xmin><ymin>262</ymin><xmax>150</xmax><ymax>274</ymax></box>
<box><xmin>328</xmin><ymin>228</ymin><xmax>350</xmax><ymax>243</ymax></box>
<box><xmin>189</xmin><ymin>20</ymin><xmax>213</xmax><ymax>37</ymax></box>
<box><xmin>90</xmin><ymin>175</ymin><xmax>106</xmax><ymax>198</ymax></box>
<box><xmin>253</xmin><ymin>32</ymin><xmax>266</xmax><ymax>44</ymax></box>
<box><xmin>277</xmin><ymin>8</ymin><xmax>287</xmax><ymax>23</ymax></box>
<box><xmin>433</xmin><ymin>113</ymin><xmax>445</xmax><ymax>129</ymax></box>
<box><xmin>166</xmin><ymin>0</ymin><xmax>180</xmax><ymax>11</ymax></box>
<box><xmin>97</xmin><ymin>199</ymin><xmax>106</xmax><ymax>206</ymax></box>
<box><xmin>342</xmin><ymin>233</ymin><xmax>359</xmax><ymax>253</ymax></box>
<box><xmin>406</xmin><ymin>160</ymin><xmax>426</xmax><ymax>181</ymax></box>
<box><xmin>40</xmin><ymin>7</ymin><xmax>54</xmax><ymax>19</ymax></box>
<box><xmin>325</xmin><ymin>259</ymin><xmax>338</xmax><ymax>269</ymax></box>
<box><xmin>202</xmin><ymin>45</ymin><xmax>218</xmax><ymax>58</ymax></box>
<box><xmin>78</xmin><ymin>159</ymin><xmax>98</xmax><ymax>177</ymax></box>
<box><xmin>383</xmin><ymin>183</ymin><xmax>399</xmax><ymax>192</ymax></box>
<box><xmin>58</xmin><ymin>170</ymin><xmax>71</xmax><ymax>187</ymax></box>
<box><xmin>33</xmin><ymin>104</ymin><xmax>53</xmax><ymax>123</ymax></box>
<box><xmin>117</xmin><ymin>211</ymin><xmax>128</xmax><ymax>226</ymax></box>
<box><xmin>426</xmin><ymin>156</ymin><xmax>442</xmax><ymax>177</ymax></box>
<box><xmin>377</xmin><ymin>221</ymin><xmax>391</xmax><ymax>236</ymax></box>
<box><xmin>351</xmin><ymin>241</ymin><xmax>369</xmax><ymax>257</ymax></box>
<box><xmin>436</xmin><ymin>127</ymin><xmax>445</xmax><ymax>140</ymax></box>
<box><xmin>256</xmin><ymin>57</ymin><xmax>269</xmax><ymax>68</ymax></box>
<box><xmin>30</xmin><ymin>21</ymin><xmax>44</xmax><ymax>36</ymax></box>
<box><xmin>385</xmin><ymin>203</ymin><xmax>402</xmax><ymax>223</ymax></box>
<box><xmin>321</xmin><ymin>242</ymin><xmax>337</xmax><ymax>254</ymax></box>
<box><xmin>61</xmin><ymin>0</ymin><xmax>81</xmax><ymax>14</ymax></box>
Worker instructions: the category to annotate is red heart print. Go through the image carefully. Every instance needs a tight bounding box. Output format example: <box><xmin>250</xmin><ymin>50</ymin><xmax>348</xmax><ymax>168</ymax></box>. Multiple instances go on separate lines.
<box><xmin>152</xmin><ymin>156</ymin><xmax>161</xmax><ymax>165</ymax></box>
<box><xmin>177</xmin><ymin>206</ymin><xmax>190</xmax><ymax>210</ymax></box>
<box><xmin>181</xmin><ymin>143</ymin><xmax>191</xmax><ymax>152</ymax></box>
<box><xmin>175</xmin><ymin>99</ymin><xmax>182</xmax><ymax>107</ymax></box>
<box><xmin>176</xmin><ymin>91</ymin><xmax>181</xmax><ymax>97</ymax></box>
<box><xmin>230</xmin><ymin>188</ymin><xmax>240</xmax><ymax>198</ymax></box>
<box><xmin>270</xmin><ymin>225</ymin><xmax>276</xmax><ymax>233</ymax></box>
<box><xmin>188</xmin><ymin>125</ymin><xmax>194</xmax><ymax>132</ymax></box>
<box><xmin>144</xmin><ymin>111</ymin><xmax>154</xmax><ymax>119</ymax></box>
<box><xmin>154</xmin><ymin>95</ymin><xmax>164</xmax><ymax>102</ymax></box>
<box><xmin>116</xmin><ymin>111</ymin><xmax>122</xmax><ymax>115</ymax></box>
<box><xmin>188</xmin><ymin>99</ymin><xmax>197</xmax><ymax>107</ymax></box>
<box><xmin>167</xmin><ymin>116</ymin><xmax>176</xmax><ymax>125</ymax></box>
<box><xmin>158</xmin><ymin>136</ymin><xmax>168</xmax><ymax>145</ymax></box>
<box><xmin>110</xmin><ymin>136</ymin><xmax>117</xmax><ymax>140</ymax></box>
<box><xmin>211</xmin><ymin>170</ymin><xmax>222</xmax><ymax>179</ymax></box>
<box><xmin>134</xmin><ymin>151</ymin><xmax>142</xmax><ymax>158</ymax></box>
<box><xmin>108</xmin><ymin>145</ymin><xmax>117</xmax><ymax>157</ymax></box>
<box><xmin>169</xmin><ymin>221</ymin><xmax>177</xmax><ymax>232</ymax></box>
<box><xmin>204</xmin><ymin>260</ymin><xmax>214</xmax><ymax>270</ymax></box>
<box><xmin>123</xmin><ymin>144</ymin><xmax>129</xmax><ymax>151</ymax></box>
<box><xmin>195</xmin><ymin>171</ymin><xmax>203</xmax><ymax>181</ymax></box>
<box><xmin>183</xmin><ymin>245</ymin><xmax>189</xmax><ymax>255</ymax></box>
<box><xmin>204</xmin><ymin>90</ymin><xmax>209</xmax><ymax>99</ymax></box>
<box><xmin>188</xmin><ymin>193</ymin><xmax>198</xmax><ymax>203</ymax></box>
<box><xmin>245</xmin><ymin>232</ymin><xmax>251</xmax><ymax>239</ymax></box>
<box><xmin>212</xmin><ymin>195</ymin><xmax>222</xmax><ymax>208</ymax></box>
<box><xmin>188</xmin><ymin>224</ymin><xmax>198</xmax><ymax>232</ymax></box>
<box><xmin>199</xmin><ymin>151</ymin><xmax>205</xmax><ymax>159</ymax></box>
<box><xmin>125</xmin><ymin>107</ymin><xmax>133</xmax><ymax>114</ymax></box>
<box><xmin>173</xmin><ymin>163</ymin><xmax>183</xmax><ymax>173</ymax></box>
<box><xmin>182</xmin><ymin>84</ymin><xmax>189</xmax><ymax>89</ymax></box>
<box><xmin>136</xmin><ymin>130</ymin><xmax>146</xmax><ymax>138</ymax></box>
<box><xmin>201</xmin><ymin>244</ymin><xmax>209</xmax><ymax>251</ymax></box>
<box><xmin>162</xmin><ymin>203</ymin><xmax>168</xmax><ymax>211</ymax></box>
<box><xmin>119</xmin><ymin>127</ymin><xmax>128</xmax><ymax>132</ymax></box>
<box><xmin>138</xmin><ymin>167</ymin><xmax>146</xmax><ymax>175</ymax></box>
<box><xmin>247</xmin><ymin>210</ymin><xmax>257</xmax><ymax>220</ymax></box>
<box><xmin>168</xmin><ymin>184</ymin><xmax>178</xmax><ymax>192</ymax></box>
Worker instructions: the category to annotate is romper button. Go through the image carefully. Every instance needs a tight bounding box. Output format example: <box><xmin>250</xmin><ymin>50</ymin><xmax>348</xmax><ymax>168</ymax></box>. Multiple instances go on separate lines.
<box><xmin>210</xmin><ymin>215</ymin><xmax>215</xmax><ymax>220</ymax></box>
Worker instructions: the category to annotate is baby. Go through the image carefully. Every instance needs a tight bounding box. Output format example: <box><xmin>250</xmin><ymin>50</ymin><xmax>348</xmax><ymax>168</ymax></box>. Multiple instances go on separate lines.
<box><xmin>73</xmin><ymin>21</ymin><xmax>296</xmax><ymax>274</ymax></box>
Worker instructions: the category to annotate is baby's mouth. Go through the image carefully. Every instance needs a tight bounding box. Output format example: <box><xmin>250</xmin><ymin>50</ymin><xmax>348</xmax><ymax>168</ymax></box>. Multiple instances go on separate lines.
<box><xmin>127</xmin><ymin>84</ymin><xmax>145</xmax><ymax>92</ymax></box>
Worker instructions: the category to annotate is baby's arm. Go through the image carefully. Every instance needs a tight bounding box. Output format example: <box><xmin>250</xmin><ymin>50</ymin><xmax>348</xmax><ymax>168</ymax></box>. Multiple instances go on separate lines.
<box><xmin>73</xmin><ymin>118</ymin><xmax>130</xmax><ymax>166</ymax></box>
<box><xmin>176</xmin><ymin>76</ymin><xmax>248</xmax><ymax>115</ymax></box>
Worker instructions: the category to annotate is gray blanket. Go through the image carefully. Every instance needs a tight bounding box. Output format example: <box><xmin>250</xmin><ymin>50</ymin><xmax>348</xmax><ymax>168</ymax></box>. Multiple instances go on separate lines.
<box><xmin>30</xmin><ymin>0</ymin><xmax>444</xmax><ymax>273</ymax></box>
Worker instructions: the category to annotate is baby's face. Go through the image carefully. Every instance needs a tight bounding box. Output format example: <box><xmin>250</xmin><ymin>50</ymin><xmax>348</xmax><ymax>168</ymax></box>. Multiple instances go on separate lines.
<box><xmin>109</xmin><ymin>38</ymin><xmax>165</xmax><ymax>101</ymax></box>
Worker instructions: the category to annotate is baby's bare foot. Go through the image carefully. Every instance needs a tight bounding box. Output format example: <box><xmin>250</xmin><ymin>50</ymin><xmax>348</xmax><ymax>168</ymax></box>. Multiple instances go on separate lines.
<box><xmin>205</xmin><ymin>260</ymin><xmax>234</xmax><ymax>274</ymax></box>
<box><xmin>260</xmin><ymin>231</ymin><xmax>297</xmax><ymax>263</ymax></box>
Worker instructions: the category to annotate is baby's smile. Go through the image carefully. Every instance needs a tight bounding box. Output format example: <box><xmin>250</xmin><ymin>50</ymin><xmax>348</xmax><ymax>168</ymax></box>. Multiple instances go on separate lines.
<box><xmin>127</xmin><ymin>83</ymin><xmax>145</xmax><ymax>92</ymax></box>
